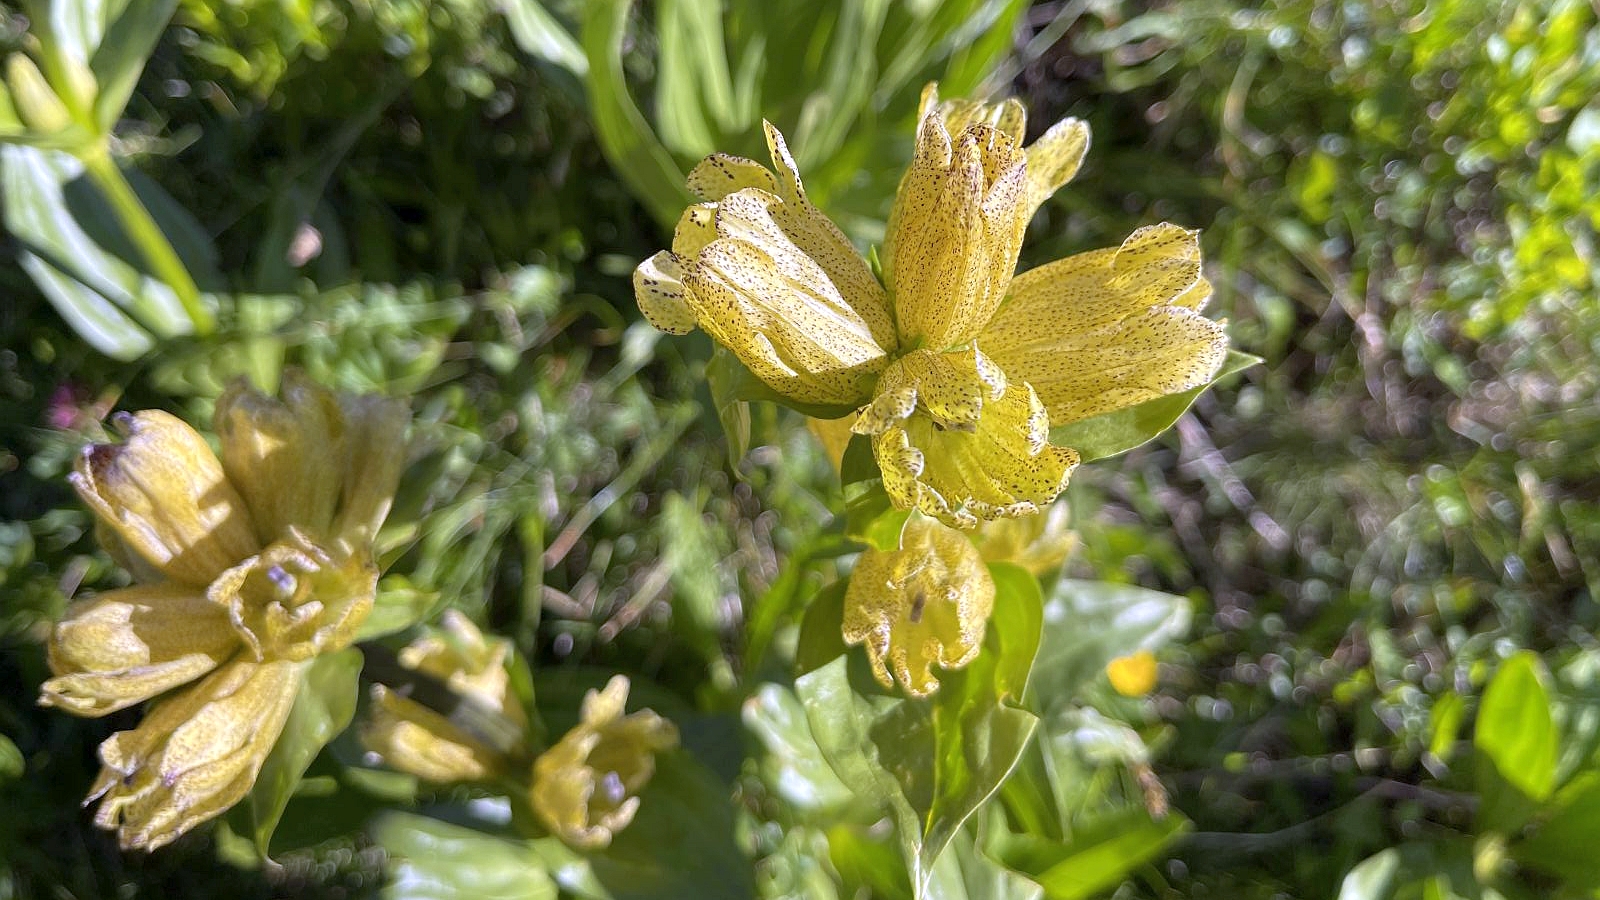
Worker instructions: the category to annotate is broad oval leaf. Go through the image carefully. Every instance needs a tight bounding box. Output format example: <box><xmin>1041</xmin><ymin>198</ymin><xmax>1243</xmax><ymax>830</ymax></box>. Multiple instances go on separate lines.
<box><xmin>1031</xmin><ymin>580</ymin><xmax>1191</xmax><ymax>712</ymax></box>
<box><xmin>1049</xmin><ymin>349</ymin><xmax>1260</xmax><ymax>462</ymax></box>
<box><xmin>1474</xmin><ymin>650</ymin><xmax>1558</xmax><ymax>830</ymax></box>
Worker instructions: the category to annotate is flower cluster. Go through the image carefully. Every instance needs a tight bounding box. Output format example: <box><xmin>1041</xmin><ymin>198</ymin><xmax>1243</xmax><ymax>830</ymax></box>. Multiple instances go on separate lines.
<box><xmin>636</xmin><ymin>84</ymin><xmax>1228</xmax><ymax>529</ymax></box>
<box><xmin>39</xmin><ymin>372</ymin><xmax>408</xmax><ymax>850</ymax></box>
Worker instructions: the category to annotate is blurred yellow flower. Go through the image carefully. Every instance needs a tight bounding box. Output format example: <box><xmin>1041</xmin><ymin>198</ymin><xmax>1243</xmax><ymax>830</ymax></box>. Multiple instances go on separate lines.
<box><xmin>39</xmin><ymin>371</ymin><xmax>408</xmax><ymax>850</ymax></box>
<box><xmin>529</xmin><ymin>676</ymin><xmax>678</xmax><ymax>851</ymax></box>
<box><xmin>362</xmin><ymin>611</ymin><xmax>526</xmax><ymax>783</ymax></box>
<box><xmin>841</xmin><ymin>516</ymin><xmax>995</xmax><ymax>698</ymax></box>
<box><xmin>1107</xmin><ymin>650</ymin><xmax>1160</xmax><ymax>697</ymax></box>
<box><xmin>637</xmin><ymin>84</ymin><xmax>1227</xmax><ymax>528</ymax></box>
<box><xmin>974</xmin><ymin>502</ymin><xmax>1076</xmax><ymax>577</ymax></box>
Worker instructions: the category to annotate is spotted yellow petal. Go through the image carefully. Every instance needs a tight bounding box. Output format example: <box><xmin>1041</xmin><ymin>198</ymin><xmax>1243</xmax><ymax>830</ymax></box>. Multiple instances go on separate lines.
<box><xmin>686</xmin><ymin>152</ymin><xmax>780</xmax><ymax>201</ymax></box>
<box><xmin>760</xmin><ymin>123</ymin><xmax>896</xmax><ymax>349</ymax></box>
<box><xmin>40</xmin><ymin>585</ymin><xmax>240</xmax><ymax>717</ymax></box>
<box><xmin>873</xmin><ymin>372</ymin><xmax>1078</xmax><ymax>529</ymax></box>
<box><xmin>1023</xmin><ymin>115</ymin><xmax>1090</xmax><ymax>220</ymax></box>
<box><xmin>678</xmin><ymin>194</ymin><xmax>889</xmax><ymax>405</ymax></box>
<box><xmin>885</xmin><ymin>113</ymin><xmax>1028</xmax><ymax>350</ymax></box>
<box><xmin>842</xmin><ymin>515</ymin><xmax>995</xmax><ymax>697</ymax></box>
<box><xmin>332</xmin><ymin>390</ymin><xmax>410</xmax><ymax>545</ymax></box>
<box><xmin>88</xmin><ymin>658</ymin><xmax>302</xmax><ymax>851</ymax></box>
<box><xmin>214</xmin><ymin>372</ymin><xmax>345</xmax><ymax>545</ymax></box>
<box><xmin>852</xmin><ymin>346</ymin><xmax>1004</xmax><ymax>436</ymax></box>
<box><xmin>70</xmin><ymin>411</ymin><xmax>260</xmax><ymax>588</ymax></box>
<box><xmin>981</xmin><ymin>224</ymin><xmax>1228</xmax><ymax>425</ymax></box>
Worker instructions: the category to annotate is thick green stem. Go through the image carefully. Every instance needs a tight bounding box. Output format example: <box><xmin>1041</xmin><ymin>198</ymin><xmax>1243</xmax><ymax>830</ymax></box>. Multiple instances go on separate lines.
<box><xmin>81</xmin><ymin>146</ymin><xmax>214</xmax><ymax>335</ymax></box>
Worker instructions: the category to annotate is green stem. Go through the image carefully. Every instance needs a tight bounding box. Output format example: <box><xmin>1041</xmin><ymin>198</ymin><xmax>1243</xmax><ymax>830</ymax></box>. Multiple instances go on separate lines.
<box><xmin>80</xmin><ymin>146</ymin><xmax>214</xmax><ymax>335</ymax></box>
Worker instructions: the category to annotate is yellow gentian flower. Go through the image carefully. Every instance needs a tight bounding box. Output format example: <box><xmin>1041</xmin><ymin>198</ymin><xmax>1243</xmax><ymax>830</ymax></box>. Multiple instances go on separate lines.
<box><xmin>528</xmin><ymin>676</ymin><xmax>678</xmax><ymax>851</ymax></box>
<box><xmin>39</xmin><ymin>371</ymin><xmax>408</xmax><ymax>850</ymax></box>
<box><xmin>636</xmin><ymin>84</ymin><xmax>1228</xmax><ymax>528</ymax></box>
<box><xmin>841</xmin><ymin>515</ymin><xmax>995</xmax><ymax>698</ymax></box>
<box><xmin>362</xmin><ymin>611</ymin><xmax>527</xmax><ymax>783</ymax></box>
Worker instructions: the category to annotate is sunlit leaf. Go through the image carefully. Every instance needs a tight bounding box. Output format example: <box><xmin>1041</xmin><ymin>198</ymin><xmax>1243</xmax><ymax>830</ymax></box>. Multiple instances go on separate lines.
<box><xmin>1512</xmin><ymin>770</ymin><xmax>1600</xmax><ymax>890</ymax></box>
<box><xmin>500</xmin><ymin>0</ymin><xmax>588</xmax><ymax>76</ymax></box>
<box><xmin>796</xmin><ymin>563</ymin><xmax>1043</xmax><ymax>896</ymax></box>
<box><xmin>1474</xmin><ymin>650</ymin><xmax>1557</xmax><ymax>831</ymax></box>
<box><xmin>1030</xmin><ymin>580</ymin><xmax>1191</xmax><ymax>712</ymax></box>
<box><xmin>248</xmin><ymin>648</ymin><xmax>362</xmax><ymax>855</ymax></box>
<box><xmin>374</xmin><ymin>812</ymin><xmax>556</xmax><ymax>900</ymax></box>
<box><xmin>0</xmin><ymin>143</ymin><xmax>220</xmax><ymax>358</ymax></box>
<box><xmin>580</xmin><ymin>0</ymin><xmax>691</xmax><ymax>229</ymax></box>
<box><xmin>1049</xmin><ymin>350</ymin><xmax>1260</xmax><ymax>462</ymax></box>
<box><xmin>88</xmin><ymin>0</ymin><xmax>179</xmax><ymax>131</ymax></box>
<box><xmin>988</xmin><ymin>807</ymin><xmax>1188</xmax><ymax>900</ymax></box>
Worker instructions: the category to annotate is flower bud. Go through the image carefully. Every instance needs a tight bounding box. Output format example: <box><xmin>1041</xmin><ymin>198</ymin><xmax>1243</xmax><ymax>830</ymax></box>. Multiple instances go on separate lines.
<box><xmin>5</xmin><ymin>54</ymin><xmax>70</xmax><ymax>133</ymax></box>
<box><xmin>529</xmin><ymin>676</ymin><xmax>678</xmax><ymax>850</ymax></box>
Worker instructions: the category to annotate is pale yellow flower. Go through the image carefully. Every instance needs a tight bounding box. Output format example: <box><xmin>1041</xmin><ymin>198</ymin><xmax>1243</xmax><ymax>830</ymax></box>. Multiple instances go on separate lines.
<box><xmin>39</xmin><ymin>371</ymin><xmax>408</xmax><ymax>850</ymax></box>
<box><xmin>841</xmin><ymin>516</ymin><xmax>995</xmax><ymax>698</ymax></box>
<box><xmin>528</xmin><ymin>676</ymin><xmax>679</xmax><ymax>851</ymax></box>
<box><xmin>973</xmin><ymin>502</ymin><xmax>1076</xmax><ymax>577</ymax></box>
<box><xmin>362</xmin><ymin>611</ymin><xmax>527</xmax><ymax>783</ymax></box>
<box><xmin>636</xmin><ymin>84</ymin><xmax>1228</xmax><ymax>528</ymax></box>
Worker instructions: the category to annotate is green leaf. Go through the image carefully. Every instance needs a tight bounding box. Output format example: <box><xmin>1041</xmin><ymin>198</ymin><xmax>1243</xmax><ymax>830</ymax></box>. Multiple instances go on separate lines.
<box><xmin>1428</xmin><ymin>691</ymin><xmax>1465</xmax><ymax>762</ymax></box>
<box><xmin>1512</xmin><ymin>771</ymin><xmax>1600</xmax><ymax>889</ymax></box>
<box><xmin>1336</xmin><ymin>847</ymin><xmax>1407</xmax><ymax>900</ymax></box>
<box><xmin>795</xmin><ymin>563</ymin><xmax>1043</xmax><ymax>897</ymax></box>
<box><xmin>1474</xmin><ymin>651</ymin><xmax>1558</xmax><ymax>831</ymax></box>
<box><xmin>653</xmin><ymin>0</ymin><xmax>741</xmax><ymax>157</ymax></box>
<box><xmin>356</xmin><ymin>576</ymin><xmax>440</xmax><ymax>642</ymax></box>
<box><xmin>0</xmin><ymin>143</ymin><xmax>220</xmax><ymax>358</ymax></box>
<box><xmin>743</xmin><ymin>683</ymin><xmax>857</xmax><ymax>815</ymax></box>
<box><xmin>1334</xmin><ymin>842</ymin><xmax>1480</xmax><ymax>900</ymax></box>
<box><xmin>88</xmin><ymin>0</ymin><xmax>178</xmax><ymax>132</ymax></box>
<box><xmin>0</xmin><ymin>732</ymin><xmax>23</xmax><ymax>783</ymax></box>
<box><xmin>247</xmin><ymin>649</ymin><xmax>362</xmax><ymax>856</ymax></box>
<box><xmin>580</xmin><ymin>0</ymin><xmax>692</xmax><ymax>230</ymax></box>
<box><xmin>988</xmin><ymin>808</ymin><xmax>1189</xmax><ymax>900</ymax></box>
<box><xmin>706</xmin><ymin>347</ymin><xmax>755</xmax><ymax>467</ymax></box>
<box><xmin>796</xmin><ymin>580</ymin><xmax>852</xmax><ymax>676</ymax></box>
<box><xmin>373</xmin><ymin>812</ymin><xmax>556</xmax><ymax>900</ymax></box>
<box><xmin>592</xmin><ymin>750</ymin><xmax>755</xmax><ymax>899</ymax></box>
<box><xmin>1049</xmin><ymin>350</ymin><xmax>1261</xmax><ymax>462</ymax></box>
<box><xmin>839</xmin><ymin>433</ymin><xmax>881</xmax><ymax>487</ymax></box>
<box><xmin>500</xmin><ymin>0</ymin><xmax>589</xmax><ymax>76</ymax></box>
<box><xmin>923</xmin><ymin>832</ymin><xmax>1044</xmax><ymax>900</ymax></box>
<box><xmin>1030</xmin><ymin>580</ymin><xmax>1191</xmax><ymax>712</ymax></box>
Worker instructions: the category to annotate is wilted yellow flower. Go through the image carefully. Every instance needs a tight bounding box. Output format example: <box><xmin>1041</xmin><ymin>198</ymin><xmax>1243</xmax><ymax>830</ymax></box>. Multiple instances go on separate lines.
<box><xmin>362</xmin><ymin>611</ymin><xmax>526</xmax><ymax>783</ymax></box>
<box><xmin>529</xmin><ymin>676</ymin><xmax>679</xmax><ymax>851</ymax></box>
<box><xmin>1107</xmin><ymin>651</ymin><xmax>1160</xmax><ymax>697</ymax></box>
<box><xmin>842</xmin><ymin>516</ymin><xmax>996</xmax><ymax>698</ymax></box>
<box><xmin>39</xmin><ymin>371</ymin><xmax>408</xmax><ymax>850</ymax></box>
<box><xmin>636</xmin><ymin>84</ymin><xmax>1228</xmax><ymax>528</ymax></box>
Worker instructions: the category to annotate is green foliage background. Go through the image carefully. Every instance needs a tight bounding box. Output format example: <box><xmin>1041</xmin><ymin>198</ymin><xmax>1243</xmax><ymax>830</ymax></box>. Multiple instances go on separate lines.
<box><xmin>0</xmin><ymin>0</ymin><xmax>1597</xmax><ymax>897</ymax></box>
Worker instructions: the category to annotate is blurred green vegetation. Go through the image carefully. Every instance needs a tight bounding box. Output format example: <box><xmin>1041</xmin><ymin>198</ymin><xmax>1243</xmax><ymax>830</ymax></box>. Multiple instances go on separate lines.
<box><xmin>0</xmin><ymin>0</ymin><xmax>1597</xmax><ymax>898</ymax></box>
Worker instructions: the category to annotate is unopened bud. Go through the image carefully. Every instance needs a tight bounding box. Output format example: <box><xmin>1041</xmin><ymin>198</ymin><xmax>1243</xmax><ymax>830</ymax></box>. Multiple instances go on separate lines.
<box><xmin>6</xmin><ymin>54</ymin><xmax>70</xmax><ymax>133</ymax></box>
